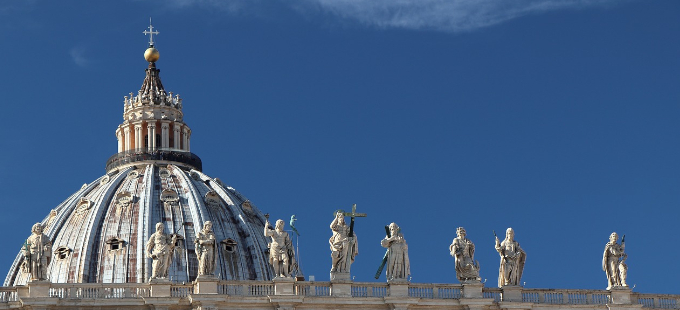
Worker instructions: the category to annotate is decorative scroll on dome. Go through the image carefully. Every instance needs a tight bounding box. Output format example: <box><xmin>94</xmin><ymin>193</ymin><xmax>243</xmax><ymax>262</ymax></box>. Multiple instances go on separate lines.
<box><xmin>100</xmin><ymin>175</ymin><xmax>110</xmax><ymax>185</ymax></box>
<box><xmin>190</xmin><ymin>171</ymin><xmax>201</xmax><ymax>181</ymax></box>
<box><xmin>160</xmin><ymin>189</ymin><xmax>179</xmax><ymax>208</ymax></box>
<box><xmin>204</xmin><ymin>191</ymin><xmax>223</xmax><ymax>210</ymax></box>
<box><xmin>80</xmin><ymin>183</ymin><xmax>88</xmax><ymax>190</ymax></box>
<box><xmin>76</xmin><ymin>197</ymin><xmax>93</xmax><ymax>215</ymax></box>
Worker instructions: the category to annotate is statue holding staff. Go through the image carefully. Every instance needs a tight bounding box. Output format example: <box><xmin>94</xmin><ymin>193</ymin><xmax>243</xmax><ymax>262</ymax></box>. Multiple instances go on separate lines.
<box><xmin>380</xmin><ymin>222</ymin><xmax>410</xmax><ymax>281</ymax></box>
<box><xmin>495</xmin><ymin>228</ymin><xmax>526</xmax><ymax>287</ymax></box>
<box><xmin>603</xmin><ymin>232</ymin><xmax>628</xmax><ymax>290</ymax></box>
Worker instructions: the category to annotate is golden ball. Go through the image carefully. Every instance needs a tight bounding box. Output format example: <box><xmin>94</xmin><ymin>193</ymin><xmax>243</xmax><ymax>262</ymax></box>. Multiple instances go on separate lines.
<box><xmin>144</xmin><ymin>47</ymin><xmax>160</xmax><ymax>62</ymax></box>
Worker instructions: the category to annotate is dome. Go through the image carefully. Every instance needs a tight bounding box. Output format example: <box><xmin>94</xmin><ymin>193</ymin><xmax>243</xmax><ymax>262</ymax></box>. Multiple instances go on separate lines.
<box><xmin>5</xmin><ymin>165</ymin><xmax>273</xmax><ymax>285</ymax></box>
<box><xmin>4</xmin><ymin>24</ymin><xmax>276</xmax><ymax>285</ymax></box>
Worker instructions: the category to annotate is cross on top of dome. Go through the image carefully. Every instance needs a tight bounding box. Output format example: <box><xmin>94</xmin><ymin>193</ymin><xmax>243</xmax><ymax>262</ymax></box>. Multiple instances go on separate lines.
<box><xmin>143</xmin><ymin>18</ymin><xmax>159</xmax><ymax>47</ymax></box>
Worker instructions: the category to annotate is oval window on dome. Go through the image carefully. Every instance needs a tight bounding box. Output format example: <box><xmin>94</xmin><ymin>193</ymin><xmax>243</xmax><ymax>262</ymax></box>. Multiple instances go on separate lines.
<box><xmin>54</xmin><ymin>246</ymin><xmax>71</xmax><ymax>260</ymax></box>
<box><xmin>204</xmin><ymin>191</ymin><xmax>222</xmax><ymax>210</ymax></box>
<box><xmin>159</xmin><ymin>168</ymin><xmax>170</xmax><ymax>178</ymax></box>
<box><xmin>128</xmin><ymin>170</ymin><xmax>139</xmax><ymax>179</ymax></box>
<box><xmin>160</xmin><ymin>189</ymin><xmax>179</xmax><ymax>207</ymax></box>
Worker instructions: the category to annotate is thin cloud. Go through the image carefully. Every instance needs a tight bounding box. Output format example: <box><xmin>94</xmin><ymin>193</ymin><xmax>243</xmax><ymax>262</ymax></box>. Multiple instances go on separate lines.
<box><xmin>69</xmin><ymin>47</ymin><xmax>92</xmax><ymax>68</ymax></box>
<box><xmin>296</xmin><ymin>0</ymin><xmax>621</xmax><ymax>32</ymax></box>
<box><xmin>147</xmin><ymin>0</ymin><xmax>625</xmax><ymax>33</ymax></box>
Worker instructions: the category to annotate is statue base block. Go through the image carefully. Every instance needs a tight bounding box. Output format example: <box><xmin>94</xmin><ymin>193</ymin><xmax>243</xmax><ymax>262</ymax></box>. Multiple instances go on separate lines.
<box><xmin>330</xmin><ymin>271</ymin><xmax>350</xmax><ymax>281</ymax></box>
<box><xmin>194</xmin><ymin>275</ymin><xmax>219</xmax><ymax>294</ymax></box>
<box><xmin>27</xmin><ymin>280</ymin><xmax>51</xmax><ymax>298</ymax></box>
<box><xmin>273</xmin><ymin>277</ymin><xmax>296</xmax><ymax>295</ymax></box>
<box><xmin>609</xmin><ymin>286</ymin><xmax>633</xmax><ymax>305</ymax></box>
<box><xmin>501</xmin><ymin>285</ymin><xmax>523</xmax><ymax>302</ymax></box>
<box><xmin>149</xmin><ymin>278</ymin><xmax>172</xmax><ymax>297</ymax></box>
<box><xmin>388</xmin><ymin>280</ymin><xmax>409</xmax><ymax>297</ymax></box>
<box><xmin>462</xmin><ymin>281</ymin><xmax>483</xmax><ymax>299</ymax></box>
<box><xmin>330</xmin><ymin>277</ymin><xmax>352</xmax><ymax>297</ymax></box>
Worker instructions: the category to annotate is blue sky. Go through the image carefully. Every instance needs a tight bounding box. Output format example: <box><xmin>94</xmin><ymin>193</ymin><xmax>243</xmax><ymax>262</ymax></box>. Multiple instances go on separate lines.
<box><xmin>0</xmin><ymin>0</ymin><xmax>678</xmax><ymax>294</ymax></box>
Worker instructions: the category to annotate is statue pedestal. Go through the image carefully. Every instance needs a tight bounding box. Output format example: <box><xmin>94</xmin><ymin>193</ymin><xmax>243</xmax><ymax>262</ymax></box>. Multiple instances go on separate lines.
<box><xmin>388</xmin><ymin>279</ymin><xmax>409</xmax><ymax>297</ymax></box>
<box><xmin>194</xmin><ymin>275</ymin><xmax>219</xmax><ymax>294</ymax></box>
<box><xmin>462</xmin><ymin>281</ymin><xmax>483</xmax><ymax>299</ymax></box>
<box><xmin>609</xmin><ymin>287</ymin><xmax>633</xmax><ymax>305</ymax></box>
<box><xmin>27</xmin><ymin>280</ymin><xmax>51</xmax><ymax>298</ymax></box>
<box><xmin>330</xmin><ymin>271</ymin><xmax>350</xmax><ymax>281</ymax></box>
<box><xmin>273</xmin><ymin>277</ymin><xmax>296</xmax><ymax>295</ymax></box>
<box><xmin>149</xmin><ymin>278</ymin><xmax>172</xmax><ymax>297</ymax></box>
<box><xmin>607</xmin><ymin>287</ymin><xmax>643</xmax><ymax>310</ymax></box>
<box><xmin>501</xmin><ymin>285</ymin><xmax>523</xmax><ymax>302</ymax></box>
<box><xmin>330</xmin><ymin>278</ymin><xmax>352</xmax><ymax>297</ymax></box>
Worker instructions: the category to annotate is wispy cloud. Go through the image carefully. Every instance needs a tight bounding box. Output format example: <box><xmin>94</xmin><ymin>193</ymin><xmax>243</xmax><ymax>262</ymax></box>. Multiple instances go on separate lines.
<box><xmin>295</xmin><ymin>0</ymin><xmax>620</xmax><ymax>32</ymax></box>
<box><xmin>69</xmin><ymin>46</ymin><xmax>92</xmax><ymax>68</ymax></box>
<box><xmin>149</xmin><ymin>0</ymin><xmax>623</xmax><ymax>33</ymax></box>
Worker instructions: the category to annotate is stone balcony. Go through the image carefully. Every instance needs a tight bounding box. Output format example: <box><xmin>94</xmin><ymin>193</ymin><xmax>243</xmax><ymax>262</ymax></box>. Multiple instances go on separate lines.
<box><xmin>0</xmin><ymin>280</ymin><xmax>675</xmax><ymax>310</ymax></box>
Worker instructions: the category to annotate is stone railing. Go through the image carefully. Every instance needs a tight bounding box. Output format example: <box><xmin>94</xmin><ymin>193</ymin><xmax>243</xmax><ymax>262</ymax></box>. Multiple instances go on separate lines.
<box><xmin>105</xmin><ymin>148</ymin><xmax>202</xmax><ymax>172</ymax></box>
<box><xmin>517</xmin><ymin>288</ymin><xmax>611</xmax><ymax>305</ymax></box>
<box><xmin>3</xmin><ymin>280</ymin><xmax>679</xmax><ymax>309</ymax></box>
<box><xmin>409</xmin><ymin>283</ymin><xmax>463</xmax><ymax>299</ymax></box>
<box><xmin>634</xmin><ymin>293</ymin><xmax>680</xmax><ymax>309</ymax></box>
<box><xmin>49</xmin><ymin>283</ymin><xmax>150</xmax><ymax>299</ymax></box>
<box><xmin>217</xmin><ymin>280</ymin><xmax>274</xmax><ymax>296</ymax></box>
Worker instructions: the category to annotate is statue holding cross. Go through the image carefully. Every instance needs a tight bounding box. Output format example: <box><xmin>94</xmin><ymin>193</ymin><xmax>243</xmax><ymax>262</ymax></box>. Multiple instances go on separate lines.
<box><xmin>329</xmin><ymin>204</ymin><xmax>365</xmax><ymax>280</ymax></box>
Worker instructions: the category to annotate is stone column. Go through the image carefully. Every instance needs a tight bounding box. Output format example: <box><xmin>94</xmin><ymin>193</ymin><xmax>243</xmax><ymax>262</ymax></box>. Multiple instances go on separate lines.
<box><xmin>116</xmin><ymin>129</ymin><xmax>123</xmax><ymax>153</ymax></box>
<box><xmin>182</xmin><ymin>128</ymin><xmax>189</xmax><ymax>151</ymax></box>
<box><xmin>174</xmin><ymin>125</ymin><xmax>181</xmax><ymax>150</ymax></box>
<box><xmin>148</xmin><ymin>123</ymin><xmax>156</xmax><ymax>152</ymax></box>
<box><xmin>124</xmin><ymin>127</ymin><xmax>131</xmax><ymax>152</ymax></box>
<box><xmin>161</xmin><ymin>122</ymin><xmax>170</xmax><ymax>149</ymax></box>
<box><xmin>134</xmin><ymin>124</ymin><xmax>143</xmax><ymax>150</ymax></box>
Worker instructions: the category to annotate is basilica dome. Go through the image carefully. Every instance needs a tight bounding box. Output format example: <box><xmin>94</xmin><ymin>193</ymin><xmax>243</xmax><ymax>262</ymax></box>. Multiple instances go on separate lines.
<box><xmin>4</xmin><ymin>40</ymin><xmax>275</xmax><ymax>285</ymax></box>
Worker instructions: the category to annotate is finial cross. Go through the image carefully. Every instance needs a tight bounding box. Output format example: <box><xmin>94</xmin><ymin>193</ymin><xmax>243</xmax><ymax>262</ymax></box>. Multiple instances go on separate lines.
<box><xmin>143</xmin><ymin>17</ymin><xmax>159</xmax><ymax>46</ymax></box>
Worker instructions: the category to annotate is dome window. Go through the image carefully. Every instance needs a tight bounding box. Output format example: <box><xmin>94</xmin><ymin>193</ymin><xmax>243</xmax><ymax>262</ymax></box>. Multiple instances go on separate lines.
<box><xmin>159</xmin><ymin>168</ymin><xmax>170</xmax><ymax>178</ymax></box>
<box><xmin>106</xmin><ymin>237</ymin><xmax>125</xmax><ymax>251</ymax></box>
<box><xmin>115</xmin><ymin>191</ymin><xmax>134</xmax><ymax>215</ymax></box>
<box><xmin>160</xmin><ymin>189</ymin><xmax>179</xmax><ymax>208</ymax></box>
<box><xmin>54</xmin><ymin>246</ymin><xmax>71</xmax><ymax>260</ymax></box>
<box><xmin>127</xmin><ymin>170</ymin><xmax>139</xmax><ymax>179</ymax></box>
<box><xmin>204</xmin><ymin>191</ymin><xmax>223</xmax><ymax>210</ymax></box>
<box><xmin>222</xmin><ymin>239</ymin><xmax>237</xmax><ymax>253</ymax></box>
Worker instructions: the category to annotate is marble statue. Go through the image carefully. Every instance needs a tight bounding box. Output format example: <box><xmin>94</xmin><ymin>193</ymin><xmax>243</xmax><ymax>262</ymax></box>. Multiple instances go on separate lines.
<box><xmin>264</xmin><ymin>218</ymin><xmax>295</xmax><ymax>278</ymax></box>
<box><xmin>603</xmin><ymin>232</ymin><xmax>628</xmax><ymax>290</ymax></box>
<box><xmin>22</xmin><ymin>223</ymin><xmax>52</xmax><ymax>281</ymax></box>
<box><xmin>329</xmin><ymin>211</ymin><xmax>358</xmax><ymax>276</ymax></box>
<box><xmin>495</xmin><ymin>228</ymin><xmax>526</xmax><ymax>287</ymax></box>
<box><xmin>380</xmin><ymin>222</ymin><xmax>410</xmax><ymax>281</ymax></box>
<box><xmin>449</xmin><ymin>227</ymin><xmax>480</xmax><ymax>283</ymax></box>
<box><xmin>145</xmin><ymin>222</ymin><xmax>178</xmax><ymax>280</ymax></box>
<box><xmin>195</xmin><ymin>221</ymin><xmax>216</xmax><ymax>277</ymax></box>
